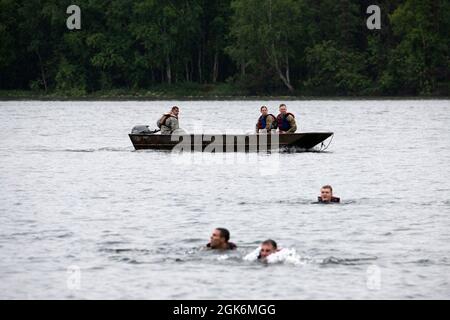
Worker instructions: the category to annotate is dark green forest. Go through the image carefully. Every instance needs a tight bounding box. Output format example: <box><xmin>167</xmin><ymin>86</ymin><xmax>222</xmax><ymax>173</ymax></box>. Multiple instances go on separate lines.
<box><xmin>1</xmin><ymin>0</ymin><xmax>449</xmax><ymax>97</ymax></box>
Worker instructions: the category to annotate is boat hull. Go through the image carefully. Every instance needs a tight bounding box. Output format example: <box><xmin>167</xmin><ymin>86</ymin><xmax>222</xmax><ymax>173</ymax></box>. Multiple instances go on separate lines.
<box><xmin>129</xmin><ymin>132</ymin><xmax>333</xmax><ymax>152</ymax></box>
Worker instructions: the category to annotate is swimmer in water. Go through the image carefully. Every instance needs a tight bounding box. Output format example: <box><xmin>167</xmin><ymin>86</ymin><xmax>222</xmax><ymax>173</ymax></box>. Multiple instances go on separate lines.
<box><xmin>257</xmin><ymin>239</ymin><xmax>279</xmax><ymax>260</ymax></box>
<box><xmin>206</xmin><ymin>228</ymin><xmax>237</xmax><ymax>250</ymax></box>
<box><xmin>318</xmin><ymin>185</ymin><xmax>340</xmax><ymax>203</ymax></box>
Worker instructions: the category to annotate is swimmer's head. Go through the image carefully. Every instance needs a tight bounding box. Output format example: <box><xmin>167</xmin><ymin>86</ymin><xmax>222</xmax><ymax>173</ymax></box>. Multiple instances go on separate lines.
<box><xmin>209</xmin><ymin>228</ymin><xmax>230</xmax><ymax>249</ymax></box>
<box><xmin>320</xmin><ymin>185</ymin><xmax>333</xmax><ymax>202</ymax></box>
<box><xmin>259</xmin><ymin>239</ymin><xmax>278</xmax><ymax>259</ymax></box>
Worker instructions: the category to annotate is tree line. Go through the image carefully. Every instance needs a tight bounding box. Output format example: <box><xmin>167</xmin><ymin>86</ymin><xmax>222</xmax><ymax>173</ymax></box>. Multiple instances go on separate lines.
<box><xmin>0</xmin><ymin>0</ymin><xmax>449</xmax><ymax>96</ymax></box>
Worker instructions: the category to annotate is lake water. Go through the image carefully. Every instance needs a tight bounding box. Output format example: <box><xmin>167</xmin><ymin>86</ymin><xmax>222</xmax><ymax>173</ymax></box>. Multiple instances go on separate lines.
<box><xmin>0</xmin><ymin>99</ymin><xmax>449</xmax><ymax>299</ymax></box>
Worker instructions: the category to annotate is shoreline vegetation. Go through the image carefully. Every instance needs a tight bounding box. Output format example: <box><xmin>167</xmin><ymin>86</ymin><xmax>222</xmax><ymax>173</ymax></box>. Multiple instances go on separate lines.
<box><xmin>1</xmin><ymin>1</ymin><xmax>449</xmax><ymax>100</ymax></box>
<box><xmin>1</xmin><ymin>84</ymin><xmax>449</xmax><ymax>101</ymax></box>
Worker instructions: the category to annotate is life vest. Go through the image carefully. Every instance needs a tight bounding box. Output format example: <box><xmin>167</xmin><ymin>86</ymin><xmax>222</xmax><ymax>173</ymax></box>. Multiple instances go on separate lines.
<box><xmin>277</xmin><ymin>112</ymin><xmax>295</xmax><ymax>131</ymax></box>
<box><xmin>318</xmin><ymin>196</ymin><xmax>340</xmax><ymax>203</ymax></box>
<box><xmin>257</xmin><ymin>114</ymin><xmax>277</xmax><ymax>130</ymax></box>
<box><xmin>157</xmin><ymin>113</ymin><xmax>177</xmax><ymax>128</ymax></box>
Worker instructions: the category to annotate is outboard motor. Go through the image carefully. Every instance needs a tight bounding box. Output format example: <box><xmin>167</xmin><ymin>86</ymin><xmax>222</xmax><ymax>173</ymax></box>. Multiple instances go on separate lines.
<box><xmin>131</xmin><ymin>125</ymin><xmax>159</xmax><ymax>134</ymax></box>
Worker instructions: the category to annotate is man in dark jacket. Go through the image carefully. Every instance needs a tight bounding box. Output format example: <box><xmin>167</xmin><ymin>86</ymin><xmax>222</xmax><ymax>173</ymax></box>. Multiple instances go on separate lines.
<box><xmin>318</xmin><ymin>185</ymin><xmax>340</xmax><ymax>203</ymax></box>
<box><xmin>206</xmin><ymin>228</ymin><xmax>237</xmax><ymax>250</ymax></box>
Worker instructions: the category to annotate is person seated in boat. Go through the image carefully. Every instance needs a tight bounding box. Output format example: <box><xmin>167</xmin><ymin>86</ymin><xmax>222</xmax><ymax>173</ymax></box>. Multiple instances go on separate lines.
<box><xmin>277</xmin><ymin>104</ymin><xmax>297</xmax><ymax>134</ymax></box>
<box><xmin>256</xmin><ymin>106</ymin><xmax>277</xmax><ymax>133</ymax></box>
<box><xmin>318</xmin><ymin>185</ymin><xmax>340</xmax><ymax>203</ymax></box>
<box><xmin>206</xmin><ymin>228</ymin><xmax>237</xmax><ymax>250</ymax></box>
<box><xmin>157</xmin><ymin>106</ymin><xmax>180</xmax><ymax>134</ymax></box>
<box><xmin>257</xmin><ymin>239</ymin><xmax>279</xmax><ymax>260</ymax></box>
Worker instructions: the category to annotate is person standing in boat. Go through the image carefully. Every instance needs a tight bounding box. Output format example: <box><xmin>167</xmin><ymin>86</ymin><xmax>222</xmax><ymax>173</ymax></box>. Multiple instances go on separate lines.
<box><xmin>277</xmin><ymin>104</ymin><xmax>297</xmax><ymax>133</ymax></box>
<box><xmin>157</xmin><ymin>106</ymin><xmax>180</xmax><ymax>134</ymax></box>
<box><xmin>256</xmin><ymin>106</ymin><xmax>277</xmax><ymax>133</ymax></box>
<box><xmin>318</xmin><ymin>185</ymin><xmax>340</xmax><ymax>203</ymax></box>
<box><xmin>206</xmin><ymin>228</ymin><xmax>237</xmax><ymax>250</ymax></box>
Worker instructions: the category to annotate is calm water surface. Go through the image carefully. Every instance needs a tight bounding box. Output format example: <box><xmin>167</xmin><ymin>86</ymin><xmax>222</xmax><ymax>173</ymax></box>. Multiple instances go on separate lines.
<box><xmin>0</xmin><ymin>100</ymin><xmax>449</xmax><ymax>299</ymax></box>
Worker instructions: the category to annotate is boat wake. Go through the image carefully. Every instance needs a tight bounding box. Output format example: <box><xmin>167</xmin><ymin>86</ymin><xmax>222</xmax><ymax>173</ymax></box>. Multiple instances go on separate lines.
<box><xmin>281</xmin><ymin>146</ymin><xmax>332</xmax><ymax>153</ymax></box>
<box><xmin>320</xmin><ymin>256</ymin><xmax>378</xmax><ymax>265</ymax></box>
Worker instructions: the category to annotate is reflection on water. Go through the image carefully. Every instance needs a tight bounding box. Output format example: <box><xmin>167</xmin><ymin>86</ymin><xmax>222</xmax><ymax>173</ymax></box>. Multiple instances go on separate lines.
<box><xmin>0</xmin><ymin>100</ymin><xmax>449</xmax><ymax>299</ymax></box>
